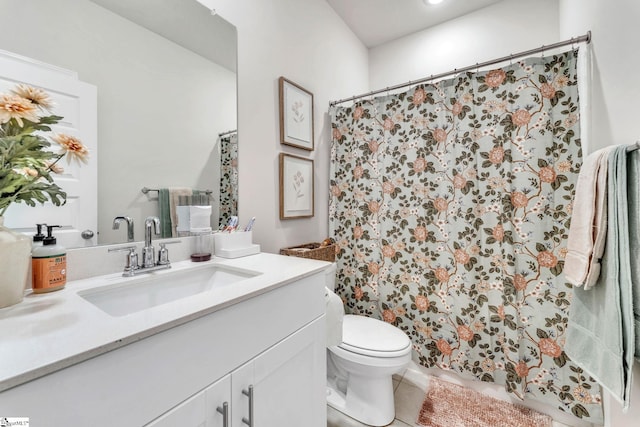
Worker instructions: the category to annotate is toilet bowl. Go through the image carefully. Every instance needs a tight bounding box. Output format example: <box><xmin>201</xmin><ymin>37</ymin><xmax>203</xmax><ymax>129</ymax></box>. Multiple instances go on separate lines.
<box><xmin>325</xmin><ymin>261</ymin><xmax>412</xmax><ymax>426</ymax></box>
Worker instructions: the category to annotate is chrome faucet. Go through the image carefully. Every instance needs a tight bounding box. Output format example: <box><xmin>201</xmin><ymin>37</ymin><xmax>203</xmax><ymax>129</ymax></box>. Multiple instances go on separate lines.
<box><xmin>112</xmin><ymin>216</ymin><xmax>134</xmax><ymax>242</ymax></box>
<box><xmin>142</xmin><ymin>216</ymin><xmax>160</xmax><ymax>269</ymax></box>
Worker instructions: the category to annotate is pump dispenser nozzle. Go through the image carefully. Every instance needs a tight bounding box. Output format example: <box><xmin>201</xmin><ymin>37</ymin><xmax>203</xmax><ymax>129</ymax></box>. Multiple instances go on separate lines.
<box><xmin>43</xmin><ymin>225</ymin><xmax>61</xmax><ymax>246</ymax></box>
<box><xmin>33</xmin><ymin>223</ymin><xmax>47</xmax><ymax>243</ymax></box>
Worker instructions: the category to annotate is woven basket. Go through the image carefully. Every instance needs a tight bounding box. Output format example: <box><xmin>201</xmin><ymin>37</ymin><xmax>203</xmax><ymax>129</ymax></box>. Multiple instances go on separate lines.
<box><xmin>280</xmin><ymin>242</ymin><xmax>336</xmax><ymax>262</ymax></box>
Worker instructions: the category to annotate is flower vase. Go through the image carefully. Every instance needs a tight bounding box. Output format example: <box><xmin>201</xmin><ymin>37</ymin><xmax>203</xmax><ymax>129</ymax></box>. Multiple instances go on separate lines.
<box><xmin>0</xmin><ymin>216</ymin><xmax>31</xmax><ymax>308</ymax></box>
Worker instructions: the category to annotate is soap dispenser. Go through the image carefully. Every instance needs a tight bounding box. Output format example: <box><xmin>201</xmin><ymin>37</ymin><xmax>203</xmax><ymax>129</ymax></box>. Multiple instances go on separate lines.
<box><xmin>32</xmin><ymin>225</ymin><xmax>67</xmax><ymax>293</ymax></box>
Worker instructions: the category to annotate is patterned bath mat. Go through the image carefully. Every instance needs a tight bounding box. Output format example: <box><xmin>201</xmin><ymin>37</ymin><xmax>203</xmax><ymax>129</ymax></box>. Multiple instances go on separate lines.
<box><xmin>416</xmin><ymin>377</ymin><xmax>553</xmax><ymax>427</ymax></box>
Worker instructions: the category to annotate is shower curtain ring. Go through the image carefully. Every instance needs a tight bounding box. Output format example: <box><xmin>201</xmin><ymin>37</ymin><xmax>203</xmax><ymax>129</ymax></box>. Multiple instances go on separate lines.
<box><xmin>541</xmin><ymin>45</ymin><xmax>545</xmax><ymax>57</ymax></box>
<box><xmin>509</xmin><ymin>54</ymin><xmax>513</xmax><ymax>66</ymax></box>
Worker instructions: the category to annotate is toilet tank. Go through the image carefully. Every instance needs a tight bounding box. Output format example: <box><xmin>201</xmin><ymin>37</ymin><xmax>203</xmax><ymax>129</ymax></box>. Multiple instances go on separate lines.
<box><xmin>325</xmin><ymin>263</ymin><xmax>337</xmax><ymax>291</ymax></box>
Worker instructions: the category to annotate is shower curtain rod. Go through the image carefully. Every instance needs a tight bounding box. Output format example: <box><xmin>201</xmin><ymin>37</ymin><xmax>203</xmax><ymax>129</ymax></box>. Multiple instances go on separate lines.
<box><xmin>329</xmin><ymin>31</ymin><xmax>591</xmax><ymax>107</ymax></box>
<box><xmin>218</xmin><ymin>129</ymin><xmax>237</xmax><ymax>137</ymax></box>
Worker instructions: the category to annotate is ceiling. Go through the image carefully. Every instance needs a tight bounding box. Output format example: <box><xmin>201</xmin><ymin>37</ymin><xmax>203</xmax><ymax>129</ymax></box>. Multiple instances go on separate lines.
<box><xmin>326</xmin><ymin>0</ymin><xmax>504</xmax><ymax>48</ymax></box>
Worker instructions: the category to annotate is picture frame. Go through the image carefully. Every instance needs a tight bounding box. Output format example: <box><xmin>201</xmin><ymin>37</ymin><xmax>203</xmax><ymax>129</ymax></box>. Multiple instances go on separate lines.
<box><xmin>279</xmin><ymin>77</ymin><xmax>314</xmax><ymax>151</ymax></box>
<box><xmin>279</xmin><ymin>153</ymin><xmax>314</xmax><ymax>219</ymax></box>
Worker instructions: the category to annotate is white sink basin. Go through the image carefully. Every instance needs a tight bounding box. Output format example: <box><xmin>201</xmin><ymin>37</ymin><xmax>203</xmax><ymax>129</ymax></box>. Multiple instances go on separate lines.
<box><xmin>78</xmin><ymin>264</ymin><xmax>260</xmax><ymax>317</ymax></box>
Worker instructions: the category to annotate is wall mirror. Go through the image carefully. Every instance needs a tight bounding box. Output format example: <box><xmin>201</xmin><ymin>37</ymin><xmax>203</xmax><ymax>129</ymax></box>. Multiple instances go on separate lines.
<box><xmin>0</xmin><ymin>0</ymin><xmax>238</xmax><ymax>247</ymax></box>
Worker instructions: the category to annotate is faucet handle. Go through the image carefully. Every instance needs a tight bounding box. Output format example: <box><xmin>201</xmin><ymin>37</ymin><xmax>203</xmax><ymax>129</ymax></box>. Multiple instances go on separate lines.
<box><xmin>108</xmin><ymin>245</ymin><xmax>139</xmax><ymax>274</ymax></box>
<box><xmin>157</xmin><ymin>240</ymin><xmax>180</xmax><ymax>265</ymax></box>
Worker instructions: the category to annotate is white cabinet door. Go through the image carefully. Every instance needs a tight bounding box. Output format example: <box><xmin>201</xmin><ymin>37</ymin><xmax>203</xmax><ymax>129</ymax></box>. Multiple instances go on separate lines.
<box><xmin>147</xmin><ymin>374</ymin><xmax>231</xmax><ymax>427</ymax></box>
<box><xmin>231</xmin><ymin>317</ymin><xmax>326</xmax><ymax>427</ymax></box>
<box><xmin>0</xmin><ymin>49</ymin><xmax>98</xmax><ymax>247</ymax></box>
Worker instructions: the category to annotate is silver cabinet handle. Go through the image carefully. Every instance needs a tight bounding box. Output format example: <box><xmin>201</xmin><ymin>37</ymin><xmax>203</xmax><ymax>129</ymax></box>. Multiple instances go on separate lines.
<box><xmin>216</xmin><ymin>401</ymin><xmax>229</xmax><ymax>427</ymax></box>
<box><xmin>242</xmin><ymin>385</ymin><xmax>254</xmax><ymax>426</ymax></box>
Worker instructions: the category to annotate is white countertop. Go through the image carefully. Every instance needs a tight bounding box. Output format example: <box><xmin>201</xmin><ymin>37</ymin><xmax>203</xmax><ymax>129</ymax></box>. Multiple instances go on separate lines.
<box><xmin>0</xmin><ymin>253</ymin><xmax>330</xmax><ymax>392</ymax></box>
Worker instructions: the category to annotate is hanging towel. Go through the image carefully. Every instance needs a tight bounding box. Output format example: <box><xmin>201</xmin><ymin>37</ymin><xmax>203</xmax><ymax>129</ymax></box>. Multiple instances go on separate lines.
<box><xmin>158</xmin><ymin>189</ymin><xmax>173</xmax><ymax>238</ymax></box>
<box><xmin>566</xmin><ymin>145</ymin><xmax>636</xmax><ymax>410</ymax></box>
<box><xmin>169</xmin><ymin>187</ymin><xmax>192</xmax><ymax>237</ymax></box>
<box><xmin>564</xmin><ymin>146</ymin><xmax>613</xmax><ymax>288</ymax></box>
<box><xmin>627</xmin><ymin>148</ymin><xmax>640</xmax><ymax>361</ymax></box>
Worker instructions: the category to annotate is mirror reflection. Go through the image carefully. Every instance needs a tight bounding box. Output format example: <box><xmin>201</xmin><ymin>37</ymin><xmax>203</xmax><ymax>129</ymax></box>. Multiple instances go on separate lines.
<box><xmin>0</xmin><ymin>0</ymin><xmax>238</xmax><ymax>247</ymax></box>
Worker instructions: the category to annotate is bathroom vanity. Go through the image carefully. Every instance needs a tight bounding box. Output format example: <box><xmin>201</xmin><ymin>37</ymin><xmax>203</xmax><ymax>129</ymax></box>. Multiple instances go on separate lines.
<box><xmin>0</xmin><ymin>253</ymin><xmax>328</xmax><ymax>427</ymax></box>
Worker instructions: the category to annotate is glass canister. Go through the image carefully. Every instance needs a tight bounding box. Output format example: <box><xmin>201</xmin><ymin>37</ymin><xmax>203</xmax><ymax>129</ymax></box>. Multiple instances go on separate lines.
<box><xmin>191</xmin><ymin>231</ymin><xmax>212</xmax><ymax>262</ymax></box>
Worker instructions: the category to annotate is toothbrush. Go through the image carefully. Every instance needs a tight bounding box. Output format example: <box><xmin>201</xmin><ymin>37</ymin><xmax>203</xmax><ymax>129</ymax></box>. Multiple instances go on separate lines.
<box><xmin>244</xmin><ymin>217</ymin><xmax>256</xmax><ymax>232</ymax></box>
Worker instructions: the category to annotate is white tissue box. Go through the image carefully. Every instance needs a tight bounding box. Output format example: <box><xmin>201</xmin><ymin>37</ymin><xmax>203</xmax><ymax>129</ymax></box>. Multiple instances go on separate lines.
<box><xmin>214</xmin><ymin>231</ymin><xmax>260</xmax><ymax>258</ymax></box>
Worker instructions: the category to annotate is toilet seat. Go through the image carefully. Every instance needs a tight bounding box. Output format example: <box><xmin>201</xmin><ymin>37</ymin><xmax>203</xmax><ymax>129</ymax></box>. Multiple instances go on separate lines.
<box><xmin>339</xmin><ymin>315</ymin><xmax>411</xmax><ymax>358</ymax></box>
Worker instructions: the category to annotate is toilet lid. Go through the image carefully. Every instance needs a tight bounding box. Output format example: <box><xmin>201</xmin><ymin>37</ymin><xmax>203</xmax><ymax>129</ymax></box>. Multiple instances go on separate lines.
<box><xmin>340</xmin><ymin>314</ymin><xmax>411</xmax><ymax>357</ymax></box>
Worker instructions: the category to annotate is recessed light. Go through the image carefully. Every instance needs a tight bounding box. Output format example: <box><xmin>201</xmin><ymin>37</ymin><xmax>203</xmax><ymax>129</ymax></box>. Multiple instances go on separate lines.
<box><xmin>424</xmin><ymin>0</ymin><xmax>445</xmax><ymax>5</ymax></box>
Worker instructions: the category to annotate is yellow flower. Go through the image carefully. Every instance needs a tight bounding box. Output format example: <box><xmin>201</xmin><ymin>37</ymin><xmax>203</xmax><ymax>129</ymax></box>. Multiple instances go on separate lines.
<box><xmin>52</xmin><ymin>134</ymin><xmax>89</xmax><ymax>165</ymax></box>
<box><xmin>11</xmin><ymin>84</ymin><xmax>54</xmax><ymax>110</ymax></box>
<box><xmin>0</xmin><ymin>93</ymin><xmax>40</xmax><ymax>126</ymax></box>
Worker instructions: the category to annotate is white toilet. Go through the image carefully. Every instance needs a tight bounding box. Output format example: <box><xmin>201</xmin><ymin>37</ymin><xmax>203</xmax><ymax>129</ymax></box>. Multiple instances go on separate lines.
<box><xmin>325</xmin><ymin>264</ymin><xmax>412</xmax><ymax>426</ymax></box>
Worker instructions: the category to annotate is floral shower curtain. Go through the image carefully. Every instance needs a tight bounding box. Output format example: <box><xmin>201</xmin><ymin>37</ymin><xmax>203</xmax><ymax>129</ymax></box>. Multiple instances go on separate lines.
<box><xmin>219</xmin><ymin>132</ymin><xmax>238</xmax><ymax>228</ymax></box>
<box><xmin>329</xmin><ymin>50</ymin><xmax>603</xmax><ymax>422</ymax></box>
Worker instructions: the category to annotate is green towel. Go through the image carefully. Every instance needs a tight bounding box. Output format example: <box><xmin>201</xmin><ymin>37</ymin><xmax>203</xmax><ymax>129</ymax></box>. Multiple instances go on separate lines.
<box><xmin>627</xmin><ymin>149</ymin><xmax>640</xmax><ymax>362</ymax></box>
<box><xmin>566</xmin><ymin>145</ymin><xmax>636</xmax><ymax>410</ymax></box>
<box><xmin>158</xmin><ymin>188</ymin><xmax>172</xmax><ymax>238</ymax></box>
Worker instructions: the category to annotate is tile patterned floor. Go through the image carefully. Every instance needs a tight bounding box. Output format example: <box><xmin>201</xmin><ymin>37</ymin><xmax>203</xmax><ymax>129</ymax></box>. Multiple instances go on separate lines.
<box><xmin>327</xmin><ymin>367</ymin><xmax>581</xmax><ymax>427</ymax></box>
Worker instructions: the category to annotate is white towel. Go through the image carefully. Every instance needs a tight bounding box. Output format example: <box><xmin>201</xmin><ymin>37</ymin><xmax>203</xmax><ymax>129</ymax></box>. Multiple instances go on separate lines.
<box><xmin>565</xmin><ymin>146</ymin><xmax>614</xmax><ymax>288</ymax></box>
<box><xmin>169</xmin><ymin>187</ymin><xmax>192</xmax><ymax>237</ymax></box>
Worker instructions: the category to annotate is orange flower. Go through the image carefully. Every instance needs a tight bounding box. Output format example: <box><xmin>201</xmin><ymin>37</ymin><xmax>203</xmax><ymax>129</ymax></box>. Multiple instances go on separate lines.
<box><xmin>457</xmin><ymin>325</ymin><xmax>474</xmax><ymax>341</ymax></box>
<box><xmin>382</xmin><ymin>180</ymin><xmax>395</xmax><ymax>194</ymax></box>
<box><xmin>512</xmin><ymin>109</ymin><xmax>532</xmax><ymax>127</ymax></box>
<box><xmin>454</xmin><ymin>249</ymin><xmax>470</xmax><ymax>264</ymax></box>
<box><xmin>485</xmin><ymin>69</ymin><xmax>506</xmax><ymax>88</ymax></box>
<box><xmin>52</xmin><ymin>134</ymin><xmax>89</xmax><ymax>165</ymax></box>
<box><xmin>515</xmin><ymin>361</ymin><xmax>530</xmax><ymax>378</ymax></box>
<box><xmin>434</xmin><ymin>267</ymin><xmax>450</xmax><ymax>283</ymax></box>
<box><xmin>452</xmin><ymin>102</ymin><xmax>463</xmax><ymax>116</ymax></box>
<box><xmin>11</xmin><ymin>84</ymin><xmax>53</xmax><ymax>110</ymax></box>
<box><xmin>453</xmin><ymin>175</ymin><xmax>467</xmax><ymax>189</ymax></box>
<box><xmin>0</xmin><ymin>93</ymin><xmax>39</xmax><ymax>126</ymax></box>
<box><xmin>538</xmin><ymin>338</ymin><xmax>563</xmax><ymax>358</ymax></box>
<box><xmin>433</xmin><ymin>128</ymin><xmax>447</xmax><ymax>143</ymax></box>
<box><xmin>354</xmin><ymin>286</ymin><xmax>364</xmax><ymax>300</ymax></box>
<box><xmin>436</xmin><ymin>339</ymin><xmax>453</xmax><ymax>356</ymax></box>
<box><xmin>353</xmin><ymin>226</ymin><xmax>363</xmax><ymax>239</ymax></box>
<box><xmin>368</xmin><ymin>140</ymin><xmax>379</xmax><ymax>153</ymax></box>
<box><xmin>412</xmin><ymin>87</ymin><xmax>426</xmax><ymax>105</ymax></box>
<box><xmin>433</xmin><ymin>197</ymin><xmax>449</xmax><ymax>212</ymax></box>
<box><xmin>537</xmin><ymin>251</ymin><xmax>558</xmax><ymax>268</ymax></box>
<box><xmin>332</xmin><ymin>128</ymin><xmax>342</xmax><ymax>141</ymax></box>
<box><xmin>488</xmin><ymin>146</ymin><xmax>505</xmax><ymax>164</ymax></box>
<box><xmin>331</xmin><ymin>185</ymin><xmax>342</xmax><ymax>197</ymax></box>
<box><xmin>413</xmin><ymin>226</ymin><xmax>427</xmax><ymax>242</ymax></box>
<box><xmin>383</xmin><ymin>117</ymin><xmax>395</xmax><ymax>131</ymax></box>
<box><xmin>497</xmin><ymin>305</ymin><xmax>506</xmax><ymax>320</ymax></box>
<box><xmin>367</xmin><ymin>200</ymin><xmax>380</xmax><ymax>213</ymax></box>
<box><xmin>382</xmin><ymin>309</ymin><xmax>397</xmax><ymax>323</ymax></box>
<box><xmin>513</xmin><ymin>274</ymin><xmax>528</xmax><ymax>291</ymax></box>
<box><xmin>510</xmin><ymin>192</ymin><xmax>529</xmax><ymax>208</ymax></box>
<box><xmin>415</xmin><ymin>295</ymin><xmax>429</xmax><ymax>311</ymax></box>
<box><xmin>353</xmin><ymin>106</ymin><xmax>364</xmax><ymax>120</ymax></box>
<box><xmin>382</xmin><ymin>245</ymin><xmax>396</xmax><ymax>258</ymax></box>
<box><xmin>368</xmin><ymin>261</ymin><xmax>380</xmax><ymax>275</ymax></box>
<box><xmin>538</xmin><ymin>166</ymin><xmax>557</xmax><ymax>183</ymax></box>
<box><xmin>413</xmin><ymin>157</ymin><xmax>427</xmax><ymax>173</ymax></box>
<box><xmin>540</xmin><ymin>82</ymin><xmax>556</xmax><ymax>99</ymax></box>
<box><xmin>493</xmin><ymin>224</ymin><xmax>505</xmax><ymax>242</ymax></box>
<box><xmin>353</xmin><ymin>165</ymin><xmax>364</xmax><ymax>179</ymax></box>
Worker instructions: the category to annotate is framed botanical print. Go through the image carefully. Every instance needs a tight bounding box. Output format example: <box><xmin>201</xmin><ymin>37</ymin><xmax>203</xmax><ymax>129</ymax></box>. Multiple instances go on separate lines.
<box><xmin>279</xmin><ymin>153</ymin><xmax>314</xmax><ymax>219</ymax></box>
<box><xmin>279</xmin><ymin>77</ymin><xmax>314</xmax><ymax>151</ymax></box>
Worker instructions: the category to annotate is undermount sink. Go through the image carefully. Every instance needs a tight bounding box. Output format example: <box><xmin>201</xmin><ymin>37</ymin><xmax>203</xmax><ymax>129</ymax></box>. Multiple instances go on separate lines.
<box><xmin>78</xmin><ymin>264</ymin><xmax>261</xmax><ymax>317</ymax></box>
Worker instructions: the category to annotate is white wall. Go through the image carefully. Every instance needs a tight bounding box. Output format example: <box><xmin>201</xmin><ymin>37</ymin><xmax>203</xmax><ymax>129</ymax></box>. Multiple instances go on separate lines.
<box><xmin>369</xmin><ymin>0</ymin><xmax>559</xmax><ymax>90</ymax></box>
<box><xmin>203</xmin><ymin>0</ymin><xmax>369</xmax><ymax>254</ymax></box>
<box><xmin>559</xmin><ymin>1</ymin><xmax>640</xmax><ymax>426</ymax></box>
